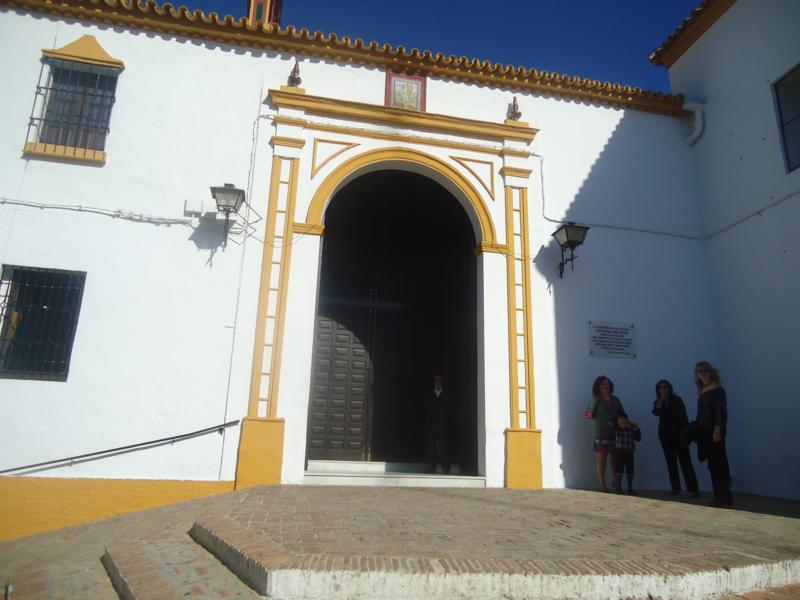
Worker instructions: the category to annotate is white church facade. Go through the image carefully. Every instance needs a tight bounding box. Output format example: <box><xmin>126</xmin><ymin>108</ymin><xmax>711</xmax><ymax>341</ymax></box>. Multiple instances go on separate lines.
<box><xmin>0</xmin><ymin>0</ymin><xmax>798</xmax><ymax>539</ymax></box>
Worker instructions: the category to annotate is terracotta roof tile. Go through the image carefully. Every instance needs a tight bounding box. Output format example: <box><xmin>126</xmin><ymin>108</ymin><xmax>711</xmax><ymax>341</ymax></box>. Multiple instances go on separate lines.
<box><xmin>1</xmin><ymin>0</ymin><xmax>688</xmax><ymax>116</ymax></box>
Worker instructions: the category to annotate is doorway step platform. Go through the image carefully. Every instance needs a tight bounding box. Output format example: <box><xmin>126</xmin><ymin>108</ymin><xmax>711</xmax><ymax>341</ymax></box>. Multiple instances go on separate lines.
<box><xmin>304</xmin><ymin>460</ymin><xmax>485</xmax><ymax>487</ymax></box>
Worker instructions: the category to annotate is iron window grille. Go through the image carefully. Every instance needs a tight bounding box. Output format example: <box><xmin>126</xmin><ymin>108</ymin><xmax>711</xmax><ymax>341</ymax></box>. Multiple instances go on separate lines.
<box><xmin>774</xmin><ymin>63</ymin><xmax>800</xmax><ymax>172</ymax></box>
<box><xmin>25</xmin><ymin>57</ymin><xmax>119</xmax><ymax>153</ymax></box>
<box><xmin>0</xmin><ymin>265</ymin><xmax>87</xmax><ymax>381</ymax></box>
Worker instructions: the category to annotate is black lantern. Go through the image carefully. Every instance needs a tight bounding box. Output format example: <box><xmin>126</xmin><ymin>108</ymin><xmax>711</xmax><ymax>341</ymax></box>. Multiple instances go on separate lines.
<box><xmin>210</xmin><ymin>183</ymin><xmax>246</xmax><ymax>248</ymax></box>
<box><xmin>552</xmin><ymin>222</ymin><xmax>590</xmax><ymax>278</ymax></box>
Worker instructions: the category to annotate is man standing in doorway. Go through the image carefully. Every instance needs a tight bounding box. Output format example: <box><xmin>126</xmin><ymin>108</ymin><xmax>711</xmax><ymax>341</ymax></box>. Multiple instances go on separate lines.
<box><xmin>424</xmin><ymin>374</ymin><xmax>451</xmax><ymax>474</ymax></box>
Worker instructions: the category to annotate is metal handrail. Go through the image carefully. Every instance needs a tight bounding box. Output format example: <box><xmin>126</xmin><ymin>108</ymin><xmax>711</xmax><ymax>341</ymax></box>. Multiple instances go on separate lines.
<box><xmin>0</xmin><ymin>420</ymin><xmax>240</xmax><ymax>475</ymax></box>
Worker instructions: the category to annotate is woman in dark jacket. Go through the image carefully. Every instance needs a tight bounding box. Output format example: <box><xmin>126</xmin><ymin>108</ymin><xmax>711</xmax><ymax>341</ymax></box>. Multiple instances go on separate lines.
<box><xmin>652</xmin><ymin>379</ymin><xmax>699</xmax><ymax>497</ymax></box>
<box><xmin>695</xmin><ymin>361</ymin><xmax>733</xmax><ymax>507</ymax></box>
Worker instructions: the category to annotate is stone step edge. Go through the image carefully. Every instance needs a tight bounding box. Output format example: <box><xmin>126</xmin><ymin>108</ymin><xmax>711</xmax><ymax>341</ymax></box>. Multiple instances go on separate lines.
<box><xmin>190</xmin><ymin>517</ymin><xmax>297</xmax><ymax>596</ymax></box>
<box><xmin>188</xmin><ymin>518</ymin><xmax>800</xmax><ymax>599</ymax></box>
<box><xmin>253</xmin><ymin>558</ymin><xmax>800</xmax><ymax>600</ymax></box>
<box><xmin>101</xmin><ymin>550</ymin><xmax>137</xmax><ymax>600</ymax></box>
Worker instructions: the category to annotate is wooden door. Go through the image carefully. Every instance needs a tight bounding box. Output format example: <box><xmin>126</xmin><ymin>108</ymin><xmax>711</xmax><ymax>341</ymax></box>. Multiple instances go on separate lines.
<box><xmin>306</xmin><ymin>305</ymin><xmax>371</xmax><ymax>460</ymax></box>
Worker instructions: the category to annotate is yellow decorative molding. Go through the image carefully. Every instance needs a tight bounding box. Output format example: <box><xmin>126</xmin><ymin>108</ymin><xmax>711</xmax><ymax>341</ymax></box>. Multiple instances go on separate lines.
<box><xmin>247</xmin><ymin>155</ymin><xmax>300</xmax><ymax>420</ymax></box>
<box><xmin>306</xmin><ymin>147</ymin><xmax>498</xmax><ymax>245</ymax></box>
<box><xmin>500</xmin><ymin>148</ymin><xmax>531</xmax><ymax>159</ymax></box>
<box><xmin>270</xmin><ymin>89</ymin><xmax>538</xmax><ymax>143</ymax></box>
<box><xmin>42</xmin><ymin>34</ymin><xmax>125</xmax><ymax>70</ymax></box>
<box><xmin>650</xmin><ymin>0</ymin><xmax>737</xmax><ymax>68</ymax></box>
<box><xmin>311</xmin><ymin>138</ymin><xmax>359</xmax><ymax>178</ymax></box>
<box><xmin>271</xmin><ymin>135</ymin><xmax>305</xmax><ymax>149</ymax></box>
<box><xmin>451</xmin><ymin>156</ymin><xmax>495</xmax><ymax>201</ymax></box>
<box><xmin>276</xmin><ymin>116</ymin><xmax>506</xmax><ymax>156</ymax></box>
<box><xmin>1</xmin><ymin>0</ymin><xmax>688</xmax><ymax>116</ymax></box>
<box><xmin>0</xmin><ymin>477</ymin><xmax>233</xmax><ymax>541</ymax></box>
<box><xmin>23</xmin><ymin>141</ymin><xmax>106</xmax><ymax>165</ymax></box>
<box><xmin>474</xmin><ymin>241</ymin><xmax>509</xmax><ymax>255</ymax></box>
<box><xmin>504</xmin><ymin>119</ymin><xmax>530</xmax><ymax>127</ymax></box>
<box><xmin>499</xmin><ymin>166</ymin><xmax>532</xmax><ymax>179</ymax></box>
<box><xmin>293</xmin><ymin>222</ymin><xmax>325</xmax><ymax>235</ymax></box>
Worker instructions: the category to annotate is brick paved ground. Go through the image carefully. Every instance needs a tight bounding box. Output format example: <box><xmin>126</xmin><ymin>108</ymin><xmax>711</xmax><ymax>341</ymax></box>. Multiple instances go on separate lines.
<box><xmin>1</xmin><ymin>487</ymin><xmax>798</xmax><ymax>599</ymax></box>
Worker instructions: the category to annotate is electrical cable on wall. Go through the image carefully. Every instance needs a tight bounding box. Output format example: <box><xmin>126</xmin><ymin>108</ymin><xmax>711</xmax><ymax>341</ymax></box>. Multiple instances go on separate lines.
<box><xmin>534</xmin><ymin>152</ymin><xmax>800</xmax><ymax>242</ymax></box>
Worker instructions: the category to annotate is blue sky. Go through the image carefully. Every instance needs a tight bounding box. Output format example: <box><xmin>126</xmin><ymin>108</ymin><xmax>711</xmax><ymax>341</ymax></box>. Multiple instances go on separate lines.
<box><xmin>178</xmin><ymin>1</ymin><xmax>699</xmax><ymax>92</ymax></box>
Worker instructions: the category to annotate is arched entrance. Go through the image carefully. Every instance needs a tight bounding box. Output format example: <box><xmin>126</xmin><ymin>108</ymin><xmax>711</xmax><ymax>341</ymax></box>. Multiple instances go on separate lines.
<box><xmin>305</xmin><ymin>170</ymin><xmax>479</xmax><ymax>473</ymax></box>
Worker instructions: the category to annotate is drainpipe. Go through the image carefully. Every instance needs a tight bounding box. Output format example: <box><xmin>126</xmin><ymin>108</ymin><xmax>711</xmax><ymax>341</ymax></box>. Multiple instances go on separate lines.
<box><xmin>684</xmin><ymin>101</ymin><xmax>705</xmax><ymax>146</ymax></box>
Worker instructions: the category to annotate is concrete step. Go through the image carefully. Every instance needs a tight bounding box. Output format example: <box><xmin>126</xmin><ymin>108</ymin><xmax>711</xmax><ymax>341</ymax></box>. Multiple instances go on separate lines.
<box><xmin>101</xmin><ymin>531</ymin><xmax>259</xmax><ymax>599</ymax></box>
<box><xmin>306</xmin><ymin>459</ymin><xmax>462</xmax><ymax>475</ymax></box>
<box><xmin>303</xmin><ymin>471</ymin><xmax>486</xmax><ymax>487</ymax></box>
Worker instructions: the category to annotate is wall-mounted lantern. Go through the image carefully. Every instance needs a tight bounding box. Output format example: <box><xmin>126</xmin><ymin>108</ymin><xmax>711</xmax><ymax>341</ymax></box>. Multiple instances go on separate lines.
<box><xmin>210</xmin><ymin>183</ymin><xmax>245</xmax><ymax>248</ymax></box>
<box><xmin>552</xmin><ymin>222</ymin><xmax>590</xmax><ymax>278</ymax></box>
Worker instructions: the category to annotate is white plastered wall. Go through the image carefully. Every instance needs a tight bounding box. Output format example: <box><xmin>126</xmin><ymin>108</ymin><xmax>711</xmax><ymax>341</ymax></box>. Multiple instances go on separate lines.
<box><xmin>668</xmin><ymin>0</ymin><xmax>800</xmax><ymax>499</ymax></box>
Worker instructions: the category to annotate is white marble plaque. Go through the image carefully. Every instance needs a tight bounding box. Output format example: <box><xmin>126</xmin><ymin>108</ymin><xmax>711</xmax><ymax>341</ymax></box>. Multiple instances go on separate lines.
<box><xmin>587</xmin><ymin>321</ymin><xmax>637</xmax><ymax>359</ymax></box>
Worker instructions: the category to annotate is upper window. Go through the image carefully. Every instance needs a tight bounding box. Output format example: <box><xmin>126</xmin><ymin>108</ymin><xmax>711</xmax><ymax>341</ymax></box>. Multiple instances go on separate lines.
<box><xmin>0</xmin><ymin>266</ymin><xmax>87</xmax><ymax>381</ymax></box>
<box><xmin>774</xmin><ymin>64</ymin><xmax>800</xmax><ymax>172</ymax></box>
<box><xmin>23</xmin><ymin>35</ymin><xmax>124</xmax><ymax>166</ymax></box>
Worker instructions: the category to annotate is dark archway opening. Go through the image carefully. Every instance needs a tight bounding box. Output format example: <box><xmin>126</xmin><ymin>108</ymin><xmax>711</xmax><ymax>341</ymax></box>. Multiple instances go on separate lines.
<box><xmin>305</xmin><ymin>170</ymin><xmax>478</xmax><ymax>474</ymax></box>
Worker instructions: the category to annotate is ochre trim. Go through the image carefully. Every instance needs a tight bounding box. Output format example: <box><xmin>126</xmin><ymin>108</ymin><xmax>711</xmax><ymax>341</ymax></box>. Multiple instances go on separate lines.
<box><xmin>270</xmin><ymin>89</ymin><xmax>538</xmax><ymax>143</ymax></box>
<box><xmin>247</xmin><ymin>155</ymin><xmax>300</xmax><ymax>420</ymax></box>
<box><xmin>499</xmin><ymin>166</ymin><xmax>532</xmax><ymax>179</ymax></box>
<box><xmin>504</xmin><ymin>186</ymin><xmax>520</xmax><ymax>430</ymax></box>
<box><xmin>505</xmin><ymin>428</ymin><xmax>543</xmax><ymax>489</ymax></box>
<box><xmin>267</xmin><ymin>157</ymin><xmax>299</xmax><ymax>418</ymax></box>
<box><xmin>520</xmin><ymin>187</ymin><xmax>537</xmax><ymax>428</ymax></box>
<box><xmin>0</xmin><ymin>477</ymin><xmax>233</xmax><ymax>541</ymax></box>
<box><xmin>311</xmin><ymin>138</ymin><xmax>359</xmax><ymax>178</ymax></box>
<box><xmin>234</xmin><ymin>417</ymin><xmax>284</xmax><ymax>489</ymax></box>
<box><xmin>293</xmin><ymin>222</ymin><xmax>324</xmax><ymax>235</ymax></box>
<box><xmin>23</xmin><ymin>141</ymin><xmax>106</xmax><ymax>165</ymax></box>
<box><xmin>305</xmin><ymin>147</ymin><xmax>497</xmax><ymax>245</ymax></box>
<box><xmin>276</xmin><ymin>116</ymin><xmax>507</xmax><ymax>155</ymax></box>
<box><xmin>451</xmin><ymin>156</ymin><xmax>495</xmax><ymax>201</ymax></box>
<box><xmin>271</xmin><ymin>135</ymin><xmax>306</xmax><ymax>149</ymax></box>
<box><xmin>474</xmin><ymin>241</ymin><xmax>509</xmax><ymax>255</ymax></box>
<box><xmin>649</xmin><ymin>0</ymin><xmax>737</xmax><ymax>68</ymax></box>
<box><xmin>247</xmin><ymin>155</ymin><xmax>282</xmax><ymax>418</ymax></box>
<box><xmin>42</xmin><ymin>34</ymin><xmax>125</xmax><ymax>70</ymax></box>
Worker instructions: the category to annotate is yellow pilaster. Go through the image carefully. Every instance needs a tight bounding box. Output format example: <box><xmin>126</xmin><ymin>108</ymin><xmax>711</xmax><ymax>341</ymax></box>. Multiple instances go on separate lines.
<box><xmin>236</xmin><ymin>144</ymin><xmax>300</xmax><ymax>489</ymax></box>
<box><xmin>502</xmin><ymin>180</ymin><xmax>543</xmax><ymax>488</ymax></box>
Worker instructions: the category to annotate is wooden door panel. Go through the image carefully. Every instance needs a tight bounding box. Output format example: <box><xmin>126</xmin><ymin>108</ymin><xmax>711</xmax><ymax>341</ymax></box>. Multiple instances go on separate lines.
<box><xmin>306</xmin><ymin>308</ymin><xmax>371</xmax><ymax>460</ymax></box>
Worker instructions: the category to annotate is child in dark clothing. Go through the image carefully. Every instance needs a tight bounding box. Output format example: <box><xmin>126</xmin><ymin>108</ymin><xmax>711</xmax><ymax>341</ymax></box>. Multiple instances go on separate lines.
<box><xmin>613</xmin><ymin>412</ymin><xmax>641</xmax><ymax>495</ymax></box>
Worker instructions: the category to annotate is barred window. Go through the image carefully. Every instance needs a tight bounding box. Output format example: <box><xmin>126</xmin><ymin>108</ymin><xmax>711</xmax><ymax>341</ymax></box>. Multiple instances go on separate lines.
<box><xmin>0</xmin><ymin>266</ymin><xmax>87</xmax><ymax>381</ymax></box>
<box><xmin>23</xmin><ymin>35</ymin><xmax>124</xmax><ymax>164</ymax></box>
<box><xmin>775</xmin><ymin>64</ymin><xmax>800</xmax><ymax>172</ymax></box>
<box><xmin>37</xmin><ymin>60</ymin><xmax>118</xmax><ymax>151</ymax></box>
<box><xmin>29</xmin><ymin>58</ymin><xmax>119</xmax><ymax>153</ymax></box>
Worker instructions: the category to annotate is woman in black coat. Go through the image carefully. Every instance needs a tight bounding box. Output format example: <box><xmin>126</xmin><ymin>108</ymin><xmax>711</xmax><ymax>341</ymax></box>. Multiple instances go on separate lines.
<box><xmin>695</xmin><ymin>361</ymin><xmax>733</xmax><ymax>507</ymax></box>
<box><xmin>652</xmin><ymin>379</ymin><xmax>699</xmax><ymax>496</ymax></box>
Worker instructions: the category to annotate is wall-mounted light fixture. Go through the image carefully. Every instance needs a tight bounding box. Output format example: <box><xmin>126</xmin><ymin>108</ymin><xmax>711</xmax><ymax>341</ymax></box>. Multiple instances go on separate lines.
<box><xmin>552</xmin><ymin>222</ymin><xmax>590</xmax><ymax>278</ymax></box>
<box><xmin>210</xmin><ymin>183</ymin><xmax>245</xmax><ymax>248</ymax></box>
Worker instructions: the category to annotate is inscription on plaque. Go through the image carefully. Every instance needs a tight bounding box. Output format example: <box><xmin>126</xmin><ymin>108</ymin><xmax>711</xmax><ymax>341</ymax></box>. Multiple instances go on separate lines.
<box><xmin>587</xmin><ymin>321</ymin><xmax>637</xmax><ymax>359</ymax></box>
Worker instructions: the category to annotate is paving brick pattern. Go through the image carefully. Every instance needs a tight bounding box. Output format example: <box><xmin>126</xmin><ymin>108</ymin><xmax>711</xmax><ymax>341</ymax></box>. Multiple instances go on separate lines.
<box><xmin>1</xmin><ymin>487</ymin><xmax>798</xmax><ymax>599</ymax></box>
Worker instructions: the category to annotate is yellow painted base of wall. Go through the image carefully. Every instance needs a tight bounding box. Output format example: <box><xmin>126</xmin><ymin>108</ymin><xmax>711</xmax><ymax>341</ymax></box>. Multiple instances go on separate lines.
<box><xmin>0</xmin><ymin>477</ymin><xmax>234</xmax><ymax>542</ymax></box>
<box><xmin>504</xmin><ymin>428</ymin><xmax>543</xmax><ymax>489</ymax></box>
<box><xmin>234</xmin><ymin>417</ymin><xmax>285</xmax><ymax>489</ymax></box>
